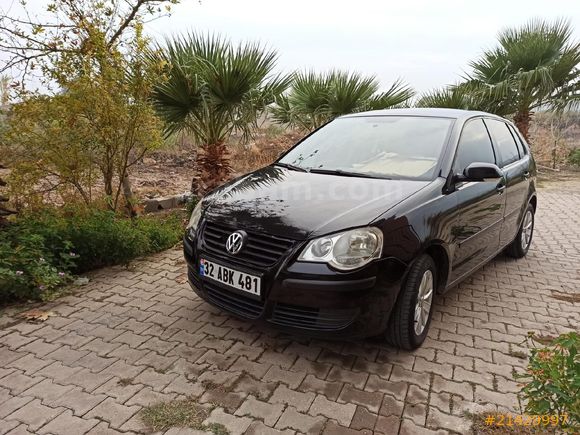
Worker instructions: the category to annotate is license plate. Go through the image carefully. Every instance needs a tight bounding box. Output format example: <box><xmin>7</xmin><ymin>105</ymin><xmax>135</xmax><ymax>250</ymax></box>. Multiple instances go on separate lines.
<box><xmin>199</xmin><ymin>258</ymin><xmax>261</xmax><ymax>296</ymax></box>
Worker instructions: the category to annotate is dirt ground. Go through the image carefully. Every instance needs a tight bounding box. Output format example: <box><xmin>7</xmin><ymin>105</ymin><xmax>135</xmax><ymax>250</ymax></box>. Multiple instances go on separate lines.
<box><xmin>131</xmin><ymin>130</ymin><xmax>303</xmax><ymax>199</ymax></box>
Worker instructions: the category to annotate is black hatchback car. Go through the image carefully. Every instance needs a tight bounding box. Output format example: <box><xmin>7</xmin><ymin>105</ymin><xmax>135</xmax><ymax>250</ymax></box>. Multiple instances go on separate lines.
<box><xmin>183</xmin><ymin>108</ymin><xmax>537</xmax><ymax>349</ymax></box>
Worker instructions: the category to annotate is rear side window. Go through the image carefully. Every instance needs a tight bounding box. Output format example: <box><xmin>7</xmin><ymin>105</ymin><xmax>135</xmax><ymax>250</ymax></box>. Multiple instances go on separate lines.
<box><xmin>508</xmin><ymin>124</ymin><xmax>528</xmax><ymax>156</ymax></box>
<box><xmin>453</xmin><ymin>119</ymin><xmax>496</xmax><ymax>173</ymax></box>
<box><xmin>485</xmin><ymin>119</ymin><xmax>521</xmax><ymax>167</ymax></box>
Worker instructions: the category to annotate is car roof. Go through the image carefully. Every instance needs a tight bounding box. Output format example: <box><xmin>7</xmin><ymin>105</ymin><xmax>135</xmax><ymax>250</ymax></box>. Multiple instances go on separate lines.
<box><xmin>340</xmin><ymin>107</ymin><xmax>503</xmax><ymax>121</ymax></box>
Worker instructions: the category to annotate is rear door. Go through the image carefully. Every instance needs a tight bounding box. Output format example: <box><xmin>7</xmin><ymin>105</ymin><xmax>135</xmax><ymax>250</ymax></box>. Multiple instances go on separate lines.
<box><xmin>449</xmin><ymin>118</ymin><xmax>506</xmax><ymax>283</ymax></box>
<box><xmin>484</xmin><ymin>119</ymin><xmax>531</xmax><ymax>247</ymax></box>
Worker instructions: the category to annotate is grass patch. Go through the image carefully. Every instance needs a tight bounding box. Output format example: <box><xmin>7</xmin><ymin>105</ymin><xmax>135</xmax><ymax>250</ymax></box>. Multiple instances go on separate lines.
<box><xmin>201</xmin><ymin>380</ymin><xmax>230</xmax><ymax>393</ymax></box>
<box><xmin>206</xmin><ymin>422</ymin><xmax>230</xmax><ymax>435</ymax></box>
<box><xmin>140</xmin><ymin>397</ymin><xmax>228</xmax><ymax>434</ymax></box>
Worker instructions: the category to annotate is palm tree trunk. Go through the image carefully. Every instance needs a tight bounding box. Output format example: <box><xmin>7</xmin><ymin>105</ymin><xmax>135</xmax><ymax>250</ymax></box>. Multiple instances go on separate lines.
<box><xmin>514</xmin><ymin>110</ymin><xmax>532</xmax><ymax>142</ymax></box>
<box><xmin>192</xmin><ymin>142</ymin><xmax>232</xmax><ymax>196</ymax></box>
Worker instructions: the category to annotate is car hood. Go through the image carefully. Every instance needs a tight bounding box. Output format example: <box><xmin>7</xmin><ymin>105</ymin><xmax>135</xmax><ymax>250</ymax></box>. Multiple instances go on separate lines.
<box><xmin>203</xmin><ymin>166</ymin><xmax>430</xmax><ymax>240</ymax></box>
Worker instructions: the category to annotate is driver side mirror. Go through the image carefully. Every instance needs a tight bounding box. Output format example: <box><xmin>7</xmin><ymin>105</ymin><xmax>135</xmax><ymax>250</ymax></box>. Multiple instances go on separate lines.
<box><xmin>456</xmin><ymin>162</ymin><xmax>503</xmax><ymax>183</ymax></box>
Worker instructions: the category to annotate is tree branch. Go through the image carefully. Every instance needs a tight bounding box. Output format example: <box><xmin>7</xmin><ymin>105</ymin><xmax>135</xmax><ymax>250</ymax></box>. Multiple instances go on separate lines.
<box><xmin>107</xmin><ymin>0</ymin><xmax>145</xmax><ymax>47</ymax></box>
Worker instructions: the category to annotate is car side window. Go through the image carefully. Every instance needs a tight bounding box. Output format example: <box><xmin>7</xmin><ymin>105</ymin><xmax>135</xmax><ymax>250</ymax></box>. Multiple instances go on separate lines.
<box><xmin>485</xmin><ymin>119</ymin><xmax>521</xmax><ymax>167</ymax></box>
<box><xmin>453</xmin><ymin>119</ymin><xmax>496</xmax><ymax>174</ymax></box>
<box><xmin>508</xmin><ymin>124</ymin><xmax>528</xmax><ymax>156</ymax></box>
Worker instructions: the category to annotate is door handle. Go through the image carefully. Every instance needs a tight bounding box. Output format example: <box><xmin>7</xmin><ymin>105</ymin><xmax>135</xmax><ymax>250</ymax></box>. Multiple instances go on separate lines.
<box><xmin>523</xmin><ymin>171</ymin><xmax>530</xmax><ymax>179</ymax></box>
<box><xmin>496</xmin><ymin>184</ymin><xmax>506</xmax><ymax>194</ymax></box>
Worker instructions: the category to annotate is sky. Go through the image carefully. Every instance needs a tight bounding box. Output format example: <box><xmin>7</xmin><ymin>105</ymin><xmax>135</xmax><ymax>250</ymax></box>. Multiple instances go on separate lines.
<box><xmin>147</xmin><ymin>0</ymin><xmax>580</xmax><ymax>93</ymax></box>
<box><xmin>3</xmin><ymin>0</ymin><xmax>580</xmax><ymax>94</ymax></box>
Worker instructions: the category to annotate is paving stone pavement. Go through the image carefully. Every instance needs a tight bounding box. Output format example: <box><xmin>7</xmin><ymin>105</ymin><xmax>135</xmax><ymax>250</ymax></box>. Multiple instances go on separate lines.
<box><xmin>1</xmin><ymin>182</ymin><xmax>579</xmax><ymax>435</ymax></box>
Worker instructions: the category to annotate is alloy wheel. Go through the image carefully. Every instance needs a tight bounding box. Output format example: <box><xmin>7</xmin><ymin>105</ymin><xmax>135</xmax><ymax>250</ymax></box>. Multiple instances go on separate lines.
<box><xmin>520</xmin><ymin>210</ymin><xmax>534</xmax><ymax>251</ymax></box>
<box><xmin>414</xmin><ymin>269</ymin><xmax>434</xmax><ymax>335</ymax></box>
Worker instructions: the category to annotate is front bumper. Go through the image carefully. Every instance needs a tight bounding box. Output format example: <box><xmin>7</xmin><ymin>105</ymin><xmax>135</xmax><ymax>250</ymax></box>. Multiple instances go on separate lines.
<box><xmin>183</xmin><ymin>232</ymin><xmax>406</xmax><ymax>339</ymax></box>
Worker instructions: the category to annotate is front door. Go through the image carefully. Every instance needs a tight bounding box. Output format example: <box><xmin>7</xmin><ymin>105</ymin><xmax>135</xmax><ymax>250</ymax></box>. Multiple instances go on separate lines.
<box><xmin>484</xmin><ymin>119</ymin><xmax>531</xmax><ymax>247</ymax></box>
<box><xmin>449</xmin><ymin>118</ymin><xmax>506</xmax><ymax>283</ymax></box>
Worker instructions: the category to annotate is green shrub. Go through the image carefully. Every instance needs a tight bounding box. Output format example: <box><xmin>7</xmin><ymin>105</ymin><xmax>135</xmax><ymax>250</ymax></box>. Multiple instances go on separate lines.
<box><xmin>569</xmin><ymin>148</ymin><xmax>580</xmax><ymax>167</ymax></box>
<box><xmin>517</xmin><ymin>332</ymin><xmax>580</xmax><ymax>433</ymax></box>
<box><xmin>0</xmin><ymin>209</ymin><xmax>184</xmax><ymax>302</ymax></box>
<box><xmin>0</xmin><ymin>227</ymin><xmax>75</xmax><ymax>302</ymax></box>
<box><xmin>135</xmin><ymin>213</ymin><xmax>185</xmax><ymax>253</ymax></box>
<box><xmin>185</xmin><ymin>196</ymin><xmax>199</xmax><ymax>215</ymax></box>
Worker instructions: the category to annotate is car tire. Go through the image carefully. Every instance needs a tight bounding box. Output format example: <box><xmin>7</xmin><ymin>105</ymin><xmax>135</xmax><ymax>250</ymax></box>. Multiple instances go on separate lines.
<box><xmin>386</xmin><ymin>254</ymin><xmax>436</xmax><ymax>350</ymax></box>
<box><xmin>505</xmin><ymin>204</ymin><xmax>535</xmax><ymax>259</ymax></box>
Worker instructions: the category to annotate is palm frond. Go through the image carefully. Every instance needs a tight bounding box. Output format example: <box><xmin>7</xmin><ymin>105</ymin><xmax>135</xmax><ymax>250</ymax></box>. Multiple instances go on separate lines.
<box><xmin>416</xmin><ymin>86</ymin><xmax>471</xmax><ymax>109</ymax></box>
<box><xmin>367</xmin><ymin>79</ymin><xmax>415</xmax><ymax>110</ymax></box>
<box><xmin>327</xmin><ymin>70</ymin><xmax>379</xmax><ymax>116</ymax></box>
<box><xmin>150</xmin><ymin>33</ymin><xmax>290</xmax><ymax>143</ymax></box>
<box><xmin>416</xmin><ymin>82</ymin><xmax>514</xmax><ymax>117</ymax></box>
<box><xmin>270</xmin><ymin>70</ymin><xmax>414</xmax><ymax>131</ymax></box>
<box><xmin>467</xmin><ymin>18</ymin><xmax>580</xmax><ymax>117</ymax></box>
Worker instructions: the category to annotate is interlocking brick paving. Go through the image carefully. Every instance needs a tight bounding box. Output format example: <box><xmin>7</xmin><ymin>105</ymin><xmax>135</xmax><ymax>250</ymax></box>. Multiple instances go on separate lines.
<box><xmin>1</xmin><ymin>181</ymin><xmax>579</xmax><ymax>434</ymax></box>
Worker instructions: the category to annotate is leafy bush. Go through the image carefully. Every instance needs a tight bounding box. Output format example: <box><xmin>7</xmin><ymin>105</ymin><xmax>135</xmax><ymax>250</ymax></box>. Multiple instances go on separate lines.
<box><xmin>568</xmin><ymin>148</ymin><xmax>580</xmax><ymax>167</ymax></box>
<box><xmin>185</xmin><ymin>196</ymin><xmax>199</xmax><ymax>215</ymax></box>
<box><xmin>0</xmin><ymin>209</ymin><xmax>184</xmax><ymax>303</ymax></box>
<box><xmin>1</xmin><ymin>1</ymin><xmax>169</xmax><ymax>214</ymax></box>
<box><xmin>0</xmin><ymin>227</ymin><xmax>75</xmax><ymax>302</ymax></box>
<box><xmin>517</xmin><ymin>332</ymin><xmax>580</xmax><ymax>433</ymax></box>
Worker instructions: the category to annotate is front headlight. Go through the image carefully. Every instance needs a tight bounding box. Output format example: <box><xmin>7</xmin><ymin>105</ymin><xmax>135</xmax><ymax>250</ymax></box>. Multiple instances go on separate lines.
<box><xmin>186</xmin><ymin>201</ymin><xmax>204</xmax><ymax>239</ymax></box>
<box><xmin>298</xmin><ymin>227</ymin><xmax>383</xmax><ymax>271</ymax></box>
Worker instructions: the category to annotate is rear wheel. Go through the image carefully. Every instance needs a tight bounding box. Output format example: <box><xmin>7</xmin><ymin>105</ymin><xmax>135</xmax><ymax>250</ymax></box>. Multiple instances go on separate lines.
<box><xmin>386</xmin><ymin>254</ymin><xmax>436</xmax><ymax>350</ymax></box>
<box><xmin>506</xmin><ymin>204</ymin><xmax>534</xmax><ymax>258</ymax></box>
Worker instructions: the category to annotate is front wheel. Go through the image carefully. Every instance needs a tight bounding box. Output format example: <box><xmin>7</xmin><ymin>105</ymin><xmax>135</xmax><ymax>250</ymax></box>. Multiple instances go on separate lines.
<box><xmin>386</xmin><ymin>254</ymin><xmax>436</xmax><ymax>350</ymax></box>
<box><xmin>506</xmin><ymin>204</ymin><xmax>534</xmax><ymax>258</ymax></box>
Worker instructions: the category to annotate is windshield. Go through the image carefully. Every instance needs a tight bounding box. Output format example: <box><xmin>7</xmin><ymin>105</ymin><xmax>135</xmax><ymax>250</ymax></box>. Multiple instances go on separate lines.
<box><xmin>278</xmin><ymin>115</ymin><xmax>455</xmax><ymax>180</ymax></box>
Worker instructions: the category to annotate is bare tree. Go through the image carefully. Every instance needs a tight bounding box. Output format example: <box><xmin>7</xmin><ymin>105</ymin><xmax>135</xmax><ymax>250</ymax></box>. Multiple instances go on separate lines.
<box><xmin>0</xmin><ymin>0</ymin><xmax>181</xmax><ymax>88</ymax></box>
<box><xmin>0</xmin><ymin>1</ymin><xmax>184</xmax><ymax>215</ymax></box>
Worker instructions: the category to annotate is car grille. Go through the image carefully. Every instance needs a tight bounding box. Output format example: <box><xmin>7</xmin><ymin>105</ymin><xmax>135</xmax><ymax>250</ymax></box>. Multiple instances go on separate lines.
<box><xmin>204</xmin><ymin>281</ymin><xmax>264</xmax><ymax>319</ymax></box>
<box><xmin>201</xmin><ymin>221</ymin><xmax>295</xmax><ymax>268</ymax></box>
<box><xmin>270</xmin><ymin>303</ymin><xmax>357</xmax><ymax>331</ymax></box>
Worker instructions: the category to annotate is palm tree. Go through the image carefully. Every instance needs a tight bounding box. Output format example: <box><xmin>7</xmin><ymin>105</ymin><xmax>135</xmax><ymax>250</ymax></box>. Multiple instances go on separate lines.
<box><xmin>271</xmin><ymin>70</ymin><xmax>414</xmax><ymax>131</ymax></box>
<box><xmin>468</xmin><ymin>19</ymin><xmax>580</xmax><ymax>140</ymax></box>
<box><xmin>151</xmin><ymin>34</ymin><xmax>291</xmax><ymax>194</ymax></box>
<box><xmin>416</xmin><ymin>83</ymin><xmax>514</xmax><ymax>116</ymax></box>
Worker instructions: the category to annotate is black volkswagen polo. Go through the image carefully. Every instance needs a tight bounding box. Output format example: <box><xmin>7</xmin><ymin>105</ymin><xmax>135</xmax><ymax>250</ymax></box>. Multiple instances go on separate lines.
<box><xmin>183</xmin><ymin>108</ymin><xmax>537</xmax><ymax>350</ymax></box>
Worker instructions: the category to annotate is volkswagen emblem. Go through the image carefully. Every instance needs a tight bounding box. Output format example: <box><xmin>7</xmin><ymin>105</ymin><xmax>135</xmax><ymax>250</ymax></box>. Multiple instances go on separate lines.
<box><xmin>225</xmin><ymin>230</ymin><xmax>246</xmax><ymax>255</ymax></box>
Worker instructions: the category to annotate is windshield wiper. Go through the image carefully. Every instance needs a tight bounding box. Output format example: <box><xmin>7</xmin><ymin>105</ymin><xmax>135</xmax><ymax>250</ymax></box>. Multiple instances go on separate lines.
<box><xmin>308</xmin><ymin>168</ymin><xmax>390</xmax><ymax>179</ymax></box>
<box><xmin>273</xmin><ymin>162</ymin><xmax>308</xmax><ymax>172</ymax></box>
